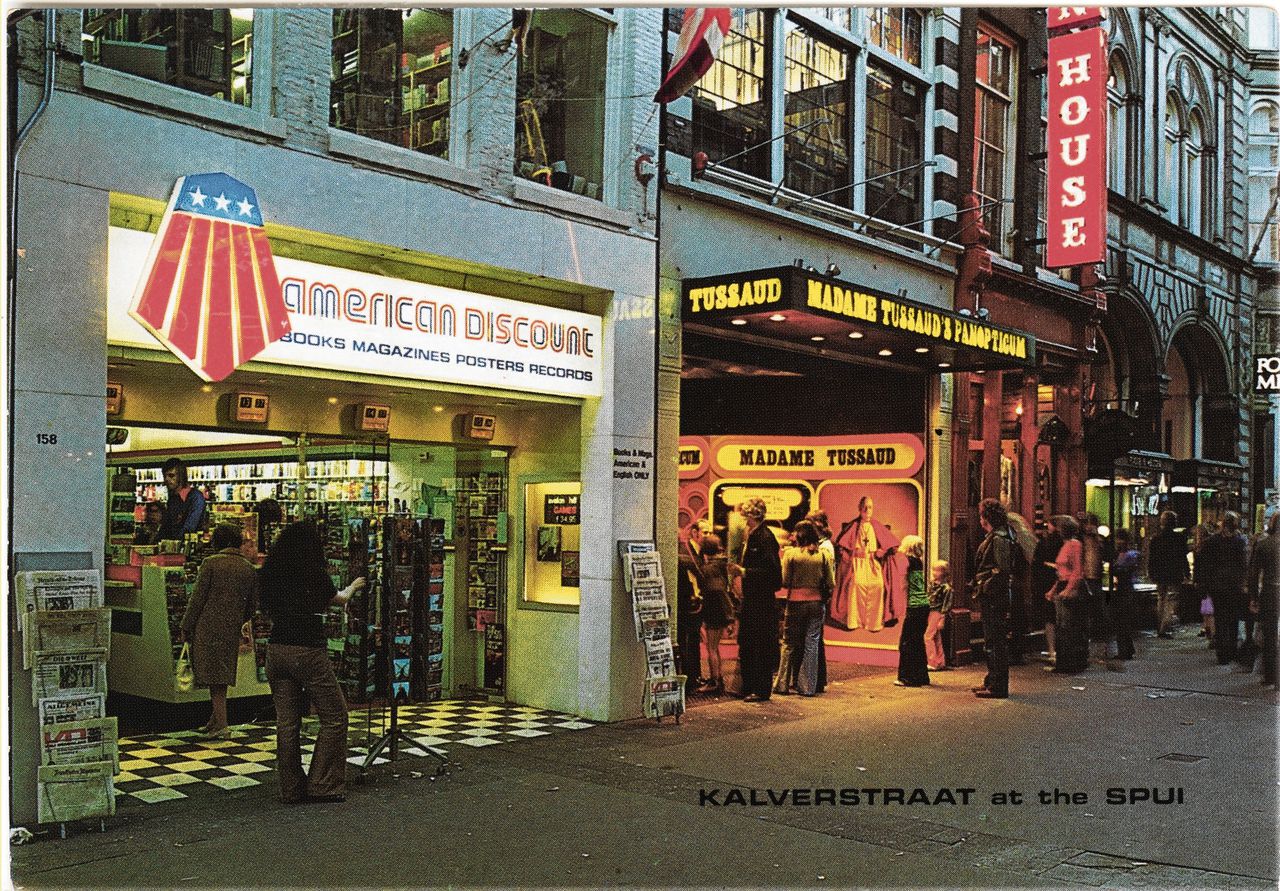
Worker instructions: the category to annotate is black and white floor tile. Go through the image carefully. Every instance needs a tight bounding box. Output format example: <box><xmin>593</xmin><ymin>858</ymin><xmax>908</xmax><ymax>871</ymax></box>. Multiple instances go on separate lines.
<box><xmin>114</xmin><ymin>701</ymin><xmax>595</xmax><ymax>805</ymax></box>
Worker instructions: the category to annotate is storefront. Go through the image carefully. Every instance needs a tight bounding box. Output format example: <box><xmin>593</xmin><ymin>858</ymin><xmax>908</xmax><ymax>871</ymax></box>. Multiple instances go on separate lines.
<box><xmin>675</xmin><ymin>264</ymin><xmax>1036</xmax><ymax>666</ymax></box>
<box><xmin>100</xmin><ymin>220</ymin><xmax>602</xmax><ymax>714</ymax></box>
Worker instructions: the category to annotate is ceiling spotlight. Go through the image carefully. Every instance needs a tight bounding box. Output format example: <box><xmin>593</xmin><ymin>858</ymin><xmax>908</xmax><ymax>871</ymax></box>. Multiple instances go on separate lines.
<box><xmin>769</xmin><ymin>313</ymin><xmax>787</xmax><ymax>322</ymax></box>
<box><xmin>805</xmin><ymin>265</ymin><xmax>819</xmax><ymax>274</ymax></box>
<box><xmin>432</xmin><ymin>405</ymin><xmax>444</xmax><ymax>413</ymax></box>
<box><xmin>958</xmin><ymin>308</ymin><xmax>973</xmax><ymax>317</ymax></box>
<box><xmin>915</xmin><ymin>347</ymin><xmax>929</xmax><ymax>354</ymax></box>
<box><xmin>848</xmin><ymin>331</ymin><xmax>864</xmax><ymax>339</ymax></box>
<box><xmin>810</xmin><ymin>335</ymin><xmax>825</xmax><ymax>342</ymax></box>
<box><xmin>731</xmin><ymin>318</ymin><xmax>748</xmax><ymax>326</ymax></box>
<box><xmin>976</xmin><ymin>307</ymin><xmax>991</xmax><ymax>320</ymax></box>
<box><xmin>200</xmin><ymin>385</ymin><xmax>213</xmax><ymax>393</ymax></box>
<box><xmin>938</xmin><ymin>362</ymin><xmax>952</xmax><ymax>368</ymax></box>
<box><xmin>878</xmin><ymin>348</ymin><xmax>893</xmax><ymax>357</ymax></box>
<box><xmin>793</xmin><ymin>258</ymin><xmax>806</xmax><ymax>268</ymax></box>
<box><xmin>327</xmin><ymin>396</ymin><xmax>338</xmax><ymax>404</ymax></box>
<box><xmin>825</xmin><ymin>262</ymin><xmax>841</xmax><ymax>277</ymax></box>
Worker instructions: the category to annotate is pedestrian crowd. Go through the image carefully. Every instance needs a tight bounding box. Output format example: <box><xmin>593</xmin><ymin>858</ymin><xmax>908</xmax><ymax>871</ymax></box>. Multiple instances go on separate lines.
<box><xmin>676</xmin><ymin>498</ymin><xmax>1279</xmax><ymax>704</ymax></box>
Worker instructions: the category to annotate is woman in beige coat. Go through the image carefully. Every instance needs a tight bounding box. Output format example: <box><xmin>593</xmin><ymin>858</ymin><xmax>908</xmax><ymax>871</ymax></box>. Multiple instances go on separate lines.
<box><xmin>182</xmin><ymin>524</ymin><xmax>258</xmax><ymax>737</ymax></box>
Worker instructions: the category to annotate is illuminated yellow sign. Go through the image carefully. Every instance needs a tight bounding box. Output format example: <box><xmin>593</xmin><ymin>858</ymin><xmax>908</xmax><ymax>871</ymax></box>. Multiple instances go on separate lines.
<box><xmin>686</xmin><ymin>276</ymin><xmax>782</xmax><ymax>313</ymax></box>
<box><xmin>711</xmin><ymin>435</ymin><xmax>924</xmax><ymax>479</ymax></box>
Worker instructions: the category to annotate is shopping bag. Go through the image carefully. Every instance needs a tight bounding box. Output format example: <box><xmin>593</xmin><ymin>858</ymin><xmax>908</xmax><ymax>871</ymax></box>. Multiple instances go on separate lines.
<box><xmin>175</xmin><ymin>643</ymin><xmax>195</xmax><ymax>693</ymax></box>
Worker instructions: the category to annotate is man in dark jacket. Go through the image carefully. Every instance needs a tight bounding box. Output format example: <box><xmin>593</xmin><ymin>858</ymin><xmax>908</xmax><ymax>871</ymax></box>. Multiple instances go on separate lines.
<box><xmin>676</xmin><ymin>520</ymin><xmax>708</xmax><ymax>692</ymax></box>
<box><xmin>1248</xmin><ymin>514</ymin><xmax>1279</xmax><ymax>687</ymax></box>
<box><xmin>972</xmin><ymin>498</ymin><xmax>1016</xmax><ymax>699</ymax></box>
<box><xmin>729</xmin><ymin>498</ymin><xmax>783</xmax><ymax>702</ymax></box>
<box><xmin>1148</xmin><ymin>511</ymin><xmax>1190</xmax><ymax>637</ymax></box>
<box><xmin>1202</xmin><ymin>512</ymin><xmax>1249</xmax><ymax>665</ymax></box>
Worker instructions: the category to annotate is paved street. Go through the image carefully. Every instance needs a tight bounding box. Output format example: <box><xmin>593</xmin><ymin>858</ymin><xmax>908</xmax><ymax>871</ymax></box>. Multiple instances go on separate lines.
<box><xmin>12</xmin><ymin>630</ymin><xmax>1277</xmax><ymax>890</ymax></box>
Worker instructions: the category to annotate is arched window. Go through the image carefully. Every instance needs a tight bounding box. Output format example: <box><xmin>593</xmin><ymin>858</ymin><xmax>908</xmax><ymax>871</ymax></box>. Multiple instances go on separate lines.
<box><xmin>1249</xmin><ymin>102</ymin><xmax>1280</xmax><ymax>262</ymax></box>
<box><xmin>1107</xmin><ymin>56</ymin><xmax>1129</xmax><ymax>194</ymax></box>
<box><xmin>1186</xmin><ymin>111</ymin><xmax>1204</xmax><ymax>234</ymax></box>
<box><xmin>1164</xmin><ymin>97</ymin><xmax>1184</xmax><ymax>220</ymax></box>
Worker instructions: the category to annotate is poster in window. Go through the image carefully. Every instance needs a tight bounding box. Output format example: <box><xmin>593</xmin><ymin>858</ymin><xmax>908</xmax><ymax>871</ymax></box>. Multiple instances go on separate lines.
<box><xmin>560</xmin><ymin>550</ymin><xmax>580</xmax><ymax>587</ymax></box>
<box><xmin>537</xmin><ymin>526</ymin><xmax>562</xmax><ymax>562</ymax></box>
<box><xmin>484</xmin><ymin>623</ymin><xmax>505</xmax><ymax>690</ymax></box>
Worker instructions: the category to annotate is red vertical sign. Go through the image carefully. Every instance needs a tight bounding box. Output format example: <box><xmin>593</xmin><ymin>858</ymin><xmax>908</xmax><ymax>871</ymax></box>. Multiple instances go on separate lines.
<box><xmin>1048</xmin><ymin>7</ymin><xmax>1105</xmax><ymax>32</ymax></box>
<box><xmin>1046</xmin><ymin>27</ymin><xmax>1107</xmax><ymax>268</ymax></box>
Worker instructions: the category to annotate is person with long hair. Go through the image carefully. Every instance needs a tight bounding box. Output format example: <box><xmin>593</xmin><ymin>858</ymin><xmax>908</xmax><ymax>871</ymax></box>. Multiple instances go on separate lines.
<box><xmin>156</xmin><ymin>457</ymin><xmax>206</xmax><ymax>542</ymax></box>
<box><xmin>805</xmin><ymin>510</ymin><xmax>835</xmax><ymax>693</ymax></box>
<box><xmin>894</xmin><ymin>535</ymin><xmax>930</xmax><ymax>687</ymax></box>
<box><xmin>1047</xmin><ymin>515</ymin><xmax>1088</xmax><ymax>673</ymax></box>
<box><xmin>780</xmin><ymin>520</ymin><xmax>834</xmax><ymax>696</ymax></box>
<box><xmin>695</xmin><ymin>533</ymin><xmax>735</xmax><ymax>696</ymax></box>
<box><xmin>258</xmin><ymin>521</ymin><xmax>365</xmax><ymax>804</ymax></box>
<box><xmin>181</xmin><ymin>523</ymin><xmax>257</xmax><ymax>738</ymax></box>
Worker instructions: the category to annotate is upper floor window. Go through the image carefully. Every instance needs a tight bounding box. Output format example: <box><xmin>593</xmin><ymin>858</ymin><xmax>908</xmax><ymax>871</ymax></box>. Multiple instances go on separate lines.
<box><xmin>689</xmin><ymin>9</ymin><xmax>770</xmax><ymax>181</ymax></box>
<box><xmin>1164</xmin><ymin>96</ymin><xmax>1207</xmax><ymax>235</ymax></box>
<box><xmin>514</xmin><ymin>10</ymin><xmax>610</xmax><ymax>199</ymax></box>
<box><xmin>331</xmin><ymin>9</ymin><xmax>454</xmax><ymax>159</ymax></box>
<box><xmin>1107</xmin><ymin>56</ymin><xmax>1129</xmax><ymax>194</ymax></box>
<box><xmin>868</xmin><ymin>7</ymin><xmax>923</xmax><ymax>67</ymax></box>
<box><xmin>800</xmin><ymin>8</ymin><xmax>853</xmax><ymax>32</ymax></box>
<box><xmin>865</xmin><ymin>60</ymin><xmax>924</xmax><ymax>227</ymax></box>
<box><xmin>975</xmin><ymin>24</ymin><xmax>1017</xmax><ymax>253</ymax></box>
<box><xmin>783</xmin><ymin>20</ymin><xmax>850</xmax><ymax>203</ymax></box>
<box><xmin>1249</xmin><ymin>103</ymin><xmax>1280</xmax><ymax>263</ymax></box>
<box><xmin>83</xmin><ymin>9</ymin><xmax>253</xmax><ymax>105</ymax></box>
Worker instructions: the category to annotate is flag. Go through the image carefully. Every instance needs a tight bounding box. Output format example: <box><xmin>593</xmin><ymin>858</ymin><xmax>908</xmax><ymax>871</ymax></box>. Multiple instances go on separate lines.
<box><xmin>654</xmin><ymin>8</ymin><xmax>731</xmax><ymax>104</ymax></box>
<box><xmin>128</xmin><ymin>173</ymin><xmax>291</xmax><ymax>382</ymax></box>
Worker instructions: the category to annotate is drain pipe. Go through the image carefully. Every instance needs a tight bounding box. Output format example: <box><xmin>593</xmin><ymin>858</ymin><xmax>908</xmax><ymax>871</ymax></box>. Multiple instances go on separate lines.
<box><xmin>7</xmin><ymin>9</ymin><xmax>57</xmax><ymax>574</ymax></box>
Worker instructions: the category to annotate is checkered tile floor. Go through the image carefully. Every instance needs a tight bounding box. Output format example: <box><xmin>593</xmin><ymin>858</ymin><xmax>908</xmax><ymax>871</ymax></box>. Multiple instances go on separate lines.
<box><xmin>114</xmin><ymin>701</ymin><xmax>595</xmax><ymax>805</ymax></box>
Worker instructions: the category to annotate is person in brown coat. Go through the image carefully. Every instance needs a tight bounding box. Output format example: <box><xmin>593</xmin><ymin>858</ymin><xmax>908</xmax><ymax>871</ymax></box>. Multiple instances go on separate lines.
<box><xmin>182</xmin><ymin>523</ymin><xmax>258</xmax><ymax>737</ymax></box>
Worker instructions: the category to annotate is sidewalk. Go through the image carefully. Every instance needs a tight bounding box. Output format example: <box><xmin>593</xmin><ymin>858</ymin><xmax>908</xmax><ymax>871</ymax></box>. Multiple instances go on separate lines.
<box><xmin>11</xmin><ymin>630</ymin><xmax>1276</xmax><ymax>890</ymax></box>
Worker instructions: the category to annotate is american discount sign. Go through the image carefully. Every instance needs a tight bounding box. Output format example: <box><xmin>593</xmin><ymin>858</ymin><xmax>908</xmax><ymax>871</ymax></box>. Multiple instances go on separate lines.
<box><xmin>1046</xmin><ymin>25</ymin><xmax>1107</xmax><ymax>268</ymax></box>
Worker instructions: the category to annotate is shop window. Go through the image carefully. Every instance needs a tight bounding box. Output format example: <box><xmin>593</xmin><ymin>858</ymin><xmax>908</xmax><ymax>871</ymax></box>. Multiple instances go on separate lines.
<box><xmin>82</xmin><ymin>9</ymin><xmax>253</xmax><ymax>106</ymax></box>
<box><xmin>975</xmin><ymin>25</ymin><xmax>1016</xmax><ymax>254</ymax></box>
<box><xmin>865</xmin><ymin>60</ymin><xmax>924</xmax><ymax>227</ymax></box>
<box><xmin>523</xmin><ymin>481</ymin><xmax>581</xmax><ymax>606</ymax></box>
<box><xmin>783</xmin><ymin>20</ymin><xmax>850</xmax><ymax>203</ymax></box>
<box><xmin>688</xmin><ymin>9</ymin><xmax>771</xmax><ymax>180</ymax></box>
<box><xmin>514</xmin><ymin>10</ymin><xmax>608</xmax><ymax>199</ymax></box>
<box><xmin>330</xmin><ymin>9</ymin><xmax>454</xmax><ymax>159</ymax></box>
<box><xmin>868</xmin><ymin>7</ymin><xmax>922</xmax><ymax>67</ymax></box>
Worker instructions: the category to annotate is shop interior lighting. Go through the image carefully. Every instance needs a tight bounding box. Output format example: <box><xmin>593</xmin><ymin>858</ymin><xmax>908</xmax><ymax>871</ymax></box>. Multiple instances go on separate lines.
<box><xmin>938</xmin><ymin>362</ymin><xmax>951</xmax><ymax>368</ymax></box>
<box><xmin>1171</xmin><ymin>486</ymin><xmax>1196</xmax><ymax>493</ymax></box>
<box><xmin>731</xmin><ymin>318</ymin><xmax>748</xmax><ymax>326</ymax></box>
<box><xmin>914</xmin><ymin>347</ymin><xmax>929</xmax><ymax>353</ymax></box>
<box><xmin>810</xmin><ymin>335</ymin><xmax>825</xmax><ymax>342</ymax></box>
<box><xmin>878</xmin><ymin>348</ymin><xmax>893</xmax><ymax>356</ymax></box>
<box><xmin>848</xmin><ymin>331</ymin><xmax>864</xmax><ymax>339</ymax></box>
<box><xmin>769</xmin><ymin>313</ymin><xmax>787</xmax><ymax>322</ymax></box>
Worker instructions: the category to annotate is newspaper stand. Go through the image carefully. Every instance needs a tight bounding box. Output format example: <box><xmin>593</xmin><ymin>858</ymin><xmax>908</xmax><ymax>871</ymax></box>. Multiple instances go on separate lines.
<box><xmin>359</xmin><ymin>517</ymin><xmax>448</xmax><ymax>780</ymax></box>
<box><xmin>621</xmin><ymin>542</ymin><xmax>685</xmax><ymax>724</ymax></box>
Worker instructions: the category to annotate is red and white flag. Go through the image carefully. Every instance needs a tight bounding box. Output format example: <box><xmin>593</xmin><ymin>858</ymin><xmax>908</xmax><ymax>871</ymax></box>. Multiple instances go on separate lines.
<box><xmin>129</xmin><ymin>173</ymin><xmax>291</xmax><ymax>382</ymax></box>
<box><xmin>654</xmin><ymin>8</ymin><xmax>731</xmax><ymax>104</ymax></box>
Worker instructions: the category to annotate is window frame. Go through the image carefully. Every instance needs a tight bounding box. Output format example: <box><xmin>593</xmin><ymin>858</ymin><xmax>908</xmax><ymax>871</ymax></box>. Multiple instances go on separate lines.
<box><xmin>974</xmin><ymin>20</ymin><xmax>1019</xmax><ymax>256</ymax></box>
<box><xmin>81</xmin><ymin>8</ymin><xmax>284</xmax><ymax>139</ymax></box>
<box><xmin>781</xmin><ymin>14</ymin><xmax>854</xmax><ymax>207</ymax></box>
<box><xmin>1107</xmin><ymin>54</ymin><xmax>1130</xmax><ymax>195</ymax></box>
<box><xmin>1248</xmin><ymin>101</ymin><xmax>1280</xmax><ymax>263</ymax></box>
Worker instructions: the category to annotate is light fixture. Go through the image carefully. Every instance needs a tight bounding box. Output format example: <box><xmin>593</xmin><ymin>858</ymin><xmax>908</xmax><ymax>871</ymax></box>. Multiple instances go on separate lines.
<box><xmin>731</xmin><ymin>318</ymin><xmax>748</xmax><ymax>326</ymax></box>
<box><xmin>432</xmin><ymin>405</ymin><xmax>445</xmax><ymax>413</ymax></box>
<box><xmin>327</xmin><ymin>396</ymin><xmax>338</xmax><ymax>404</ymax></box>
<box><xmin>200</xmin><ymin>384</ymin><xmax>213</xmax><ymax>393</ymax></box>
<box><xmin>825</xmin><ymin>262</ymin><xmax>841</xmax><ymax>277</ymax></box>
<box><xmin>878</xmin><ymin>348</ymin><xmax>893</xmax><ymax>357</ymax></box>
<box><xmin>769</xmin><ymin>313</ymin><xmax>787</xmax><ymax>322</ymax></box>
<box><xmin>810</xmin><ymin>335</ymin><xmax>825</xmax><ymax>342</ymax></box>
<box><xmin>1015</xmin><ymin>402</ymin><xmax>1024</xmax><ymax>416</ymax></box>
<box><xmin>848</xmin><ymin>331</ymin><xmax>864</xmax><ymax>339</ymax></box>
<box><xmin>805</xmin><ymin>265</ymin><xmax>819</xmax><ymax>274</ymax></box>
<box><xmin>793</xmin><ymin>258</ymin><xmax>806</xmax><ymax>268</ymax></box>
<box><xmin>958</xmin><ymin>308</ymin><xmax>973</xmax><ymax>317</ymax></box>
<box><xmin>914</xmin><ymin>347</ymin><xmax>929</xmax><ymax>354</ymax></box>
<box><xmin>938</xmin><ymin>362</ymin><xmax>952</xmax><ymax>368</ymax></box>
<box><xmin>976</xmin><ymin>307</ymin><xmax>991</xmax><ymax>320</ymax></box>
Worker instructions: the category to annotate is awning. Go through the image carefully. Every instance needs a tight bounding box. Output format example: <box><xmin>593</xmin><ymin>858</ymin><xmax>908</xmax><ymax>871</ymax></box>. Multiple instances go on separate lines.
<box><xmin>681</xmin><ymin>266</ymin><xmax>1036</xmax><ymax>372</ymax></box>
<box><xmin>1173</xmin><ymin>459</ymin><xmax>1246</xmax><ymax>491</ymax></box>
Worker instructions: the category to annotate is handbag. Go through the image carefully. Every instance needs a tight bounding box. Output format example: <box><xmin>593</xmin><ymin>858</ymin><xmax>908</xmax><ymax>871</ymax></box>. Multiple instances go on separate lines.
<box><xmin>175</xmin><ymin>642</ymin><xmax>195</xmax><ymax>693</ymax></box>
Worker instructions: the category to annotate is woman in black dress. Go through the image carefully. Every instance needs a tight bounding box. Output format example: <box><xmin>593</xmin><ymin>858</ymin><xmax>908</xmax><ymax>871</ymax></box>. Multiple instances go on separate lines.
<box><xmin>696</xmin><ymin>533</ymin><xmax>736</xmax><ymax>696</ymax></box>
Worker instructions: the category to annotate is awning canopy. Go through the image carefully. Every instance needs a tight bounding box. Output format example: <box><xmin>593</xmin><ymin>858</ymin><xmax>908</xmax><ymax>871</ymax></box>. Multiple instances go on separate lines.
<box><xmin>681</xmin><ymin>266</ymin><xmax>1036</xmax><ymax>373</ymax></box>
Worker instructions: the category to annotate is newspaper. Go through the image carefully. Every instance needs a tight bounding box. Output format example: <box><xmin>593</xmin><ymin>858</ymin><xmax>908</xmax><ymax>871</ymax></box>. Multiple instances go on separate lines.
<box><xmin>642</xmin><ymin>675</ymin><xmax>686</xmax><ymax>719</ymax></box>
<box><xmin>625</xmin><ymin>551</ymin><xmax>663</xmax><ymax>591</ymax></box>
<box><xmin>39</xmin><ymin>694</ymin><xmax>106</xmax><ymax>726</ymax></box>
<box><xmin>36</xmin><ymin>761</ymin><xmax>116</xmax><ymax>824</ymax></box>
<box><xmin>40</xmin><ymin>718</ymin><xmax>120</xmax><ymax>771</ymax></box>
<box><xmin>32</xmin><ymin>652</ymin><xmax>108</xmax><ymax>707</ymax></box>
<box><xmin>642</xmin><ymin>627</ymin><xmax>675</xmax><ymax>678</ymax></box>
<box><xmin>16</xmin><ymin>570</ymin><xmax>103</xmax><ymax>616</ymax></box>
<box><xmin>22</xmin><ymin>609</ymin><xmax>112</xmax><ymax>670</ymax></box>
